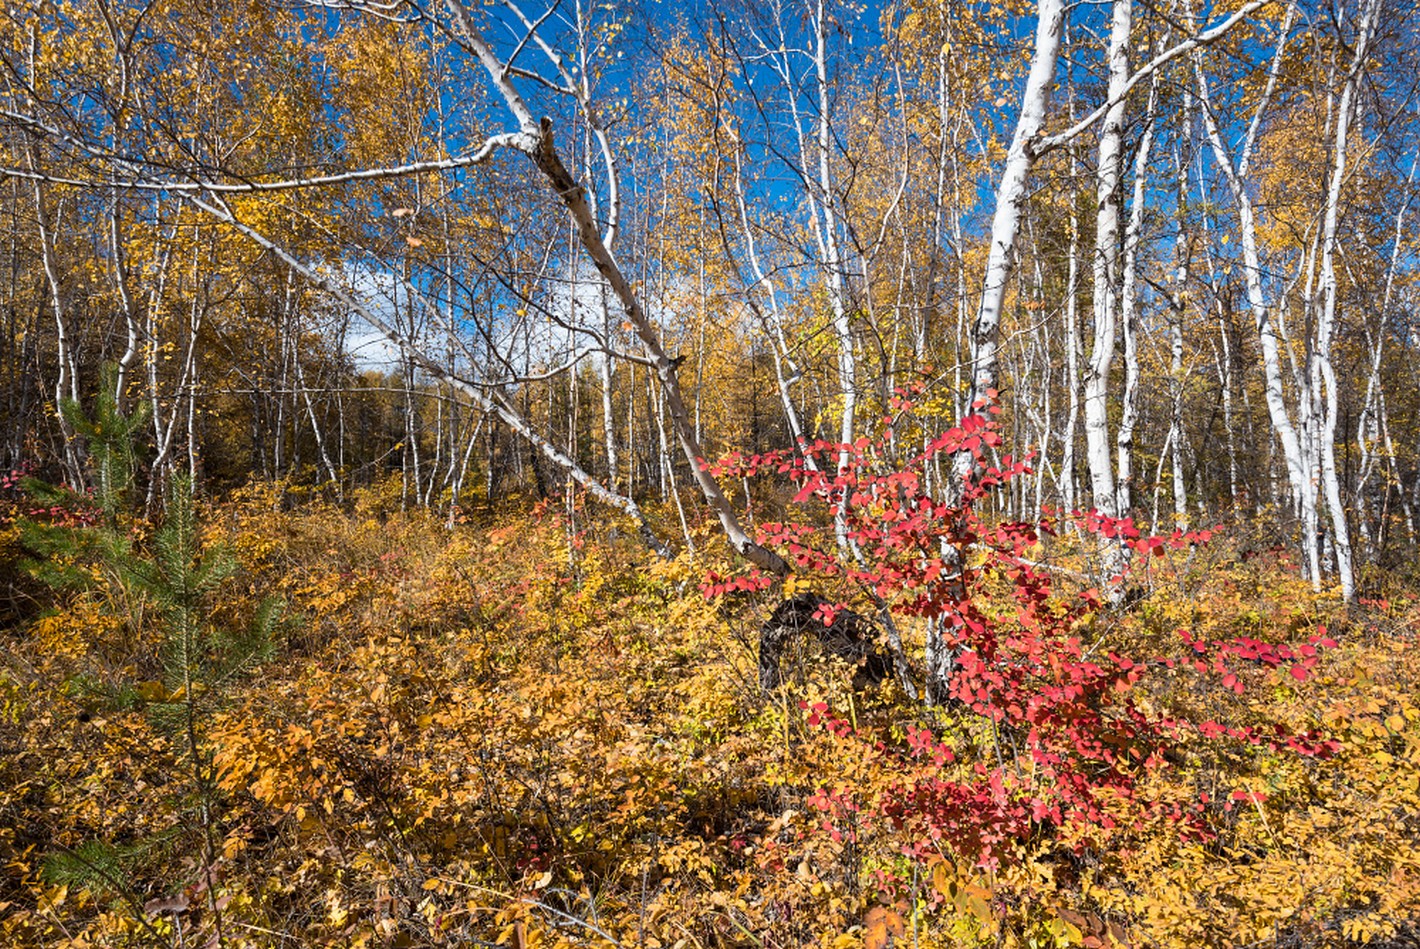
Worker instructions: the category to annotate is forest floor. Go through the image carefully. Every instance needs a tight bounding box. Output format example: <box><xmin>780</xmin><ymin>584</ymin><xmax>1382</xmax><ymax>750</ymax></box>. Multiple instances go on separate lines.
<box><xmin>2</xmin><ymin>480</ymin><xmax>1419</xmax><ymax>948</ymax></box>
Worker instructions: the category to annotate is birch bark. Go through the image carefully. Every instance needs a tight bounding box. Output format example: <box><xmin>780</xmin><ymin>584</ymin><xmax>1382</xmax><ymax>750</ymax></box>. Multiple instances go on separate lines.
<box><xmin>1311</xmin><ymin>0</ymin><xmax>1381</xmax><ymax>602</ymax></box>
<box><xmin>1083</xmin><ymin>0</ymin><xmax>1130</xmax><ymax>527</ymax></box>
<box><xmin>1115</xmin><ymin>73</ymin><xmax>1158</xmax><ymax>516</ymax></box>
<box><xmin>963</xmin><ymin>0</ymin><xmax>1066</xmax><ymax>415</ymax></box>
<box><xmin>1193</xmin><ymin>3</ymin><xmax>1307</xmax><ymax>520</ymax></box>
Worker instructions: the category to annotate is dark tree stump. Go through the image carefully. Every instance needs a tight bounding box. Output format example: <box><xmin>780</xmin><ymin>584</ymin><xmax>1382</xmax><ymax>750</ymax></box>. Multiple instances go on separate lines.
<box><xmin>759</xmin><ymin>593</ymin><xmax>892</xmax><ymax>690</ymax></box>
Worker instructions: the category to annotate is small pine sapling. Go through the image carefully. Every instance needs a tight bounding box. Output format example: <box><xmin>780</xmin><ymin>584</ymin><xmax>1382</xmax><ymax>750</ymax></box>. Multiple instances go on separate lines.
<box><xmin>19</xmin><ymin>365</ymin><xmax>285</xmax><ymax>940</ymax></box>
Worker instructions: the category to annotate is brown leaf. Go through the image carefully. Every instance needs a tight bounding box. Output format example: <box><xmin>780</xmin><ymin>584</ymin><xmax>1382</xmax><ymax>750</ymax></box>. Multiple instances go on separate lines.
<box><xmin>143</xmin><ymin>893</ymin><xmax>190</xmax><ymax>916</ymax></box>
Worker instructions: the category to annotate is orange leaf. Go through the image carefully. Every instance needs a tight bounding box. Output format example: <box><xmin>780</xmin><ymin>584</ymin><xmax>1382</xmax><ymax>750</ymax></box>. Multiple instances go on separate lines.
<box><xmin>864</xmin><ymin>906</ymin><xmax>906</xmax><ymax>949</ymax></box>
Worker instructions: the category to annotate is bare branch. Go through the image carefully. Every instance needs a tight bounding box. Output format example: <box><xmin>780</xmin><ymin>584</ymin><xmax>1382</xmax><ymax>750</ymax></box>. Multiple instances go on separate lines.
<box><xmin>1031</xmin><ymin>0</ymin><xmax>1269</xmax><ymax>158</ymax></box>
<box><xmin>501</xmin><ymin>0</ymin><xmax>563</xmax><ymax>82</ymax></box>
<box><xmin>0</xmin><ymin>131</ymin><xmax>533</xmax><ymax>193</ymax></box>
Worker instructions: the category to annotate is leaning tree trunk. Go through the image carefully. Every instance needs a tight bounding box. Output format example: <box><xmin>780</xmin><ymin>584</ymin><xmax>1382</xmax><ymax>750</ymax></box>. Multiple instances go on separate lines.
<box><xmin>441</xmin><ymin>0</ymin><xmax>786</xmax><ymax>574</ymax></box>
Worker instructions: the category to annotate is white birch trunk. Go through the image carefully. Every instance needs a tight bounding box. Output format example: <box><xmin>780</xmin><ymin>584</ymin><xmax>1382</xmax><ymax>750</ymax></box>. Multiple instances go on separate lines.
<box><xmin>30</xmin><ymin>177</ymin><xmax>83</xmax><ymax>485</ymax></box>
<box><xmin>1193</xmin><ymin>10</ymin><xmax>1307</xmax><ymax>520</ymax></box>
<box><xmin>1312</xmin><ymin>0</ymin><xmax>1380</xmax><ymax>601</ymax></box>
<box><xmin>1060</xmin><ymin>60</ymin><xmax>1082</xmax><ymax>516</ymax></box>
<box><xmin>936</xmin><ymin>0</ymin><xmax>1064</xmax><ymax>697</ymax></box>
<box><xmin>963</xmin><ymin>0</ymin><xmax>1066</xmax><ymax>414</ymax></box>
<box><xmin>1081</xmin><ymin>0</ymin><xmax>1134</xmax><ymax>598</ymax></box>
<box><xmin>1084</xmin><ymin>0</ymin><xmax>1131</xmax><ymax>526</ymax></box>
<box><xmin>810</xmin><ymin>0</ymin><xmax>856</xmax><ymax>476</ymax></box>
<box><xmin>1170</xmin><ymin>88</ymin><xmax>1194</xmax><ymax>525</ymax></box>
<box><xmin>1115</xmin><ymin>69</ymin><xmax>1158</xmax><ymax>516</ymax></box>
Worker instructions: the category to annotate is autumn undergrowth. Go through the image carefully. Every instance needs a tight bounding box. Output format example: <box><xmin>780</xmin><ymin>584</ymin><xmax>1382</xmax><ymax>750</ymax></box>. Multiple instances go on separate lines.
<box><xmin>2</xmin><ymin>455</ymin><xmax>1419</xmax><ymax>948</ymax></box>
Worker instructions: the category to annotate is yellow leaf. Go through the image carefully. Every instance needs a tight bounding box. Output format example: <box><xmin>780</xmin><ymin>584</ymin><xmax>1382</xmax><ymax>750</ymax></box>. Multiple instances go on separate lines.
<box><xmin>136</xmin><ymin>681</ymin><xmax>168</xmax><ymax>702</ymax></box>
<box><xmin>37</xmin><ymin>885</ymin><xmax>67</xmax><ymax>914</ymax></box>
<box><xmin>933</xmin><ymin>861</ymin><xmax>954</xmax><ymax>898</ymax></box>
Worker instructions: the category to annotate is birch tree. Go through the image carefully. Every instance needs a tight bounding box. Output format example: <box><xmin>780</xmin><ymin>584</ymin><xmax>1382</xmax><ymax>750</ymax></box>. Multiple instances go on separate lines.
<box><xmin>1308</xmin><ymin>0</ymin><xmax>1382</xmax><ymax>601</ymax></box>
<box><xmin>962</xmin><ymin>0</ymin><xmax>1066</xmax><ymax>417</ymax></box>
<box><xmin>1082</xmin><ymin>0</ymin><xmax>1132</xmax><ymax>533</ymax></box>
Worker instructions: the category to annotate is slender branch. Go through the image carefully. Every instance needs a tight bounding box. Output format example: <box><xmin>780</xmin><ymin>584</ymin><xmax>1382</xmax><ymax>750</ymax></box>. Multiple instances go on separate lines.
<box><xmin>501</xmin><ymin>0</ymin><xmax>563</xmax><ymax>81</ymax></box>
<box><xmin>1031</xmin><ymin>0</ymin><xmax>1269</xmax><ymax>158</ymax></box>
<box><xmin>0</xmin><ymin>132</ymin><xmax>531</xmax><ymax>193</ymax></box>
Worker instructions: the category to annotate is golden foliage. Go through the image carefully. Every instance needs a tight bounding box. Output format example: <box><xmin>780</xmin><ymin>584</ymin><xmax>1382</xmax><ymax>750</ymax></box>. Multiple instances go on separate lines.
<box><xmin>2</xmin><ymin>487</ymin><xmax>1418</xmax><ymax>946</ymax></box>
